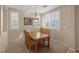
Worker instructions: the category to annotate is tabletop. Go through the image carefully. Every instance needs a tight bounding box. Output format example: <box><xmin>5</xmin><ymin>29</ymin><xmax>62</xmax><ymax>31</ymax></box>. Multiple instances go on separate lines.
<box><xmin>28</xmin><ymin>32</ymin><xmax>50</xmax><ymax>40</ymax></box>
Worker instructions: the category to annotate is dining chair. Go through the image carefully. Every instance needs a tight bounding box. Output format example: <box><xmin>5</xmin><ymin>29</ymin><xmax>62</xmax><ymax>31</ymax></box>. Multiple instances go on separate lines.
<box><xmin>40</xmin><ymin>28</ymin><xmax>50</xmax><ymax>34</ymax></box>
<box><xmin>24</xmin><ymin>30</ymin><xmax>38</xmax><ymax>52</ymax></box>
<box><xmin>40</xmin><ymin>28</ymin><xmax>51</xmax><ymax>48</ymax></box>
<box><xmin>40</xmin><ymin>28</ymin><xmax>45</xmax><ymax>33</ymax></box>
<box><xmin>45</xmin><ymin>29</ymin><xmax>51</xmax><ymax>36</ymax></box>
<box><xmin>24</xmin><ymin>31</ymin><xmax>28</xmax><ymax>48</ymax></box>
<box><xmin>24</xmin><ymin>30</ymin><xmax>50</xmax><ymax>52</ymax></box>
<box><xmin>45</xmin><ymin>29</ymin><xmax>51</xmax><ymax>47</ymax></box>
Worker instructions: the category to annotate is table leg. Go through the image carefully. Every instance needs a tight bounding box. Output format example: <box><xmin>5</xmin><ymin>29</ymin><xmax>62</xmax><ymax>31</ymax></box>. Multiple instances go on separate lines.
<box><xmin>48</xmin><ymin>37</ymin><xmax>50</xmax><ymax>49</ymax></box>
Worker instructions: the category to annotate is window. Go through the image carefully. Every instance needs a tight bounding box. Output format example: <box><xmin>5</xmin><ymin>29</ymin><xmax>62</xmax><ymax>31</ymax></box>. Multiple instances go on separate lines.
<box><xmin>10</xmin><ymin>11</ymin><xmax>19</xmax><ymax>30</ymax></box>
<box><xmin>42</xmin><ymin>9</ymin><xmax>60</xmax><ymax>30</ymax></box>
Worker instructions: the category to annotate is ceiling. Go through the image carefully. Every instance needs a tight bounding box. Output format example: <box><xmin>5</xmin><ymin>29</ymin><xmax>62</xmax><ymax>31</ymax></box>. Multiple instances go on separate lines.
<box><xmin>8</xmin><ymin>5</ymin><xmax>61</xmax><ymax>14</ymax></box>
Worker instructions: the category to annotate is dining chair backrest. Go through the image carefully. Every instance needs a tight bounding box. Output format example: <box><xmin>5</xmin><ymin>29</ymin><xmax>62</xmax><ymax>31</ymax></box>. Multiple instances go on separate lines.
<box><xmin>25</xmin><ymin>31</ymin><xmax>31</xmax><ymax>42</ymax></box>
<box><xmin>24</xmin><ymin>30</ymin><xmax>31</xmax><ymax>49</ymax></box>
<box><xmin>40</xmin><ymin>28</ymin><xmax>51</xmax><ymax>36</ymax></box>
<box><xmin>40</xmin><ymin>28</ymin><xmax>45</xmax><ymax>33</ymax></box>
<box><xmin>45</xmin><ymin>29</ymin><xmax>50</xmax><ymax>36</ymax></box>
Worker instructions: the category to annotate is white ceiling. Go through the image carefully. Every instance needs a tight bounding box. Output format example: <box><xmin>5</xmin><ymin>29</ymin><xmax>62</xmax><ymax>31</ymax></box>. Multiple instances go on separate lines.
<box><xmin>8</xmin><ymin>5</ymin><xmax>61</xmax><ymax>14</ymax></box>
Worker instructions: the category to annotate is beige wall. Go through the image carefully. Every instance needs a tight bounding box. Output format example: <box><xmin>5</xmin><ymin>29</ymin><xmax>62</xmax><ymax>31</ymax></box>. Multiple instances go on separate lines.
<box><xmin>41</xmin><ymin>5</ymin><xmax>75</xmax><ymax>52</ymax></box>
<box><xmin>53</xmin><ymin>6</ymin><xmax>75</xmax><ymax>50</ymax></box>
<box><xmin>75</xmin><ymin>6</ymin><xmax>79</xmax><ymax>51</ymax></box>
<box><xmin>60</xmin><ymin>6</ymin><xmax>75</xmax><ymax>49</ymax></box>
<box><xmin>3</xmin><ymin>6</ymin><xmax>8</xmax><ymax>32</ymax></box>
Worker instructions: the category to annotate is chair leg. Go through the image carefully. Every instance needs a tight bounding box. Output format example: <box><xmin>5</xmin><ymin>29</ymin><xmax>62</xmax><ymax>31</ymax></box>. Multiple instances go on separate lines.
<box><xmin>29</xmin><ymin>45</ymin><xmax>32</xmax><ymax>53</ymax></box>
<box><xmin>35</xmin><ymin>44</ymin><xmax>38</xmax><ymax>52</ymax></box>
<box><xmin>25</xmin><ymin>43</ymin><xmax>29</xmax><ymax>49</ymax></box>
<box><xmin>48</xmin><ymin>37</ymin><xmax>50</xmax><ymax>49</ymax></box>
<box><xmin>29</xmin><ymin>48</ymin><xmax>31</xmax><ymax>53</ymax></box>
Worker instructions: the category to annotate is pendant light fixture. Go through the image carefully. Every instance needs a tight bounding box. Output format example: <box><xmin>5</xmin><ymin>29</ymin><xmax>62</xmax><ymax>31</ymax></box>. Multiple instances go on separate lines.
<box><xmin>34</xmin><ymin>5</ymin><xmax>38</xmax><ymax>20</ymax></box>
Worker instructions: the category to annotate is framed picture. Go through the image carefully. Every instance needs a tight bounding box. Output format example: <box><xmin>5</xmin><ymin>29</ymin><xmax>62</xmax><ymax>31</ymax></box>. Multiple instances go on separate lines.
<box><xmin>24</xmin><ymin>17</ymin><xmax>33</xmax><ymax>25</ymax></box>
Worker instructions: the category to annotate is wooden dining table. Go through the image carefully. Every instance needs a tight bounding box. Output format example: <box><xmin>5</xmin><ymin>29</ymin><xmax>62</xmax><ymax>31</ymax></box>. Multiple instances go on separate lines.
<box><xmin>28</xmin><ymin>31</ymin><xmax>50</xmax><ymax>52</ymax></box>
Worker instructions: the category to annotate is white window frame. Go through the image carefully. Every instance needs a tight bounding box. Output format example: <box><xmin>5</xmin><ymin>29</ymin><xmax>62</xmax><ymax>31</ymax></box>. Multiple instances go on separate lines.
<box><xmin>10</xmin><ymin>11</ymin><xmax>19</xmax><ymax>30</ymax></box>
<box><xmin>42</xmin><ymin>9</ymin><xmax>60</xmax><ymax>30</ymax></box>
